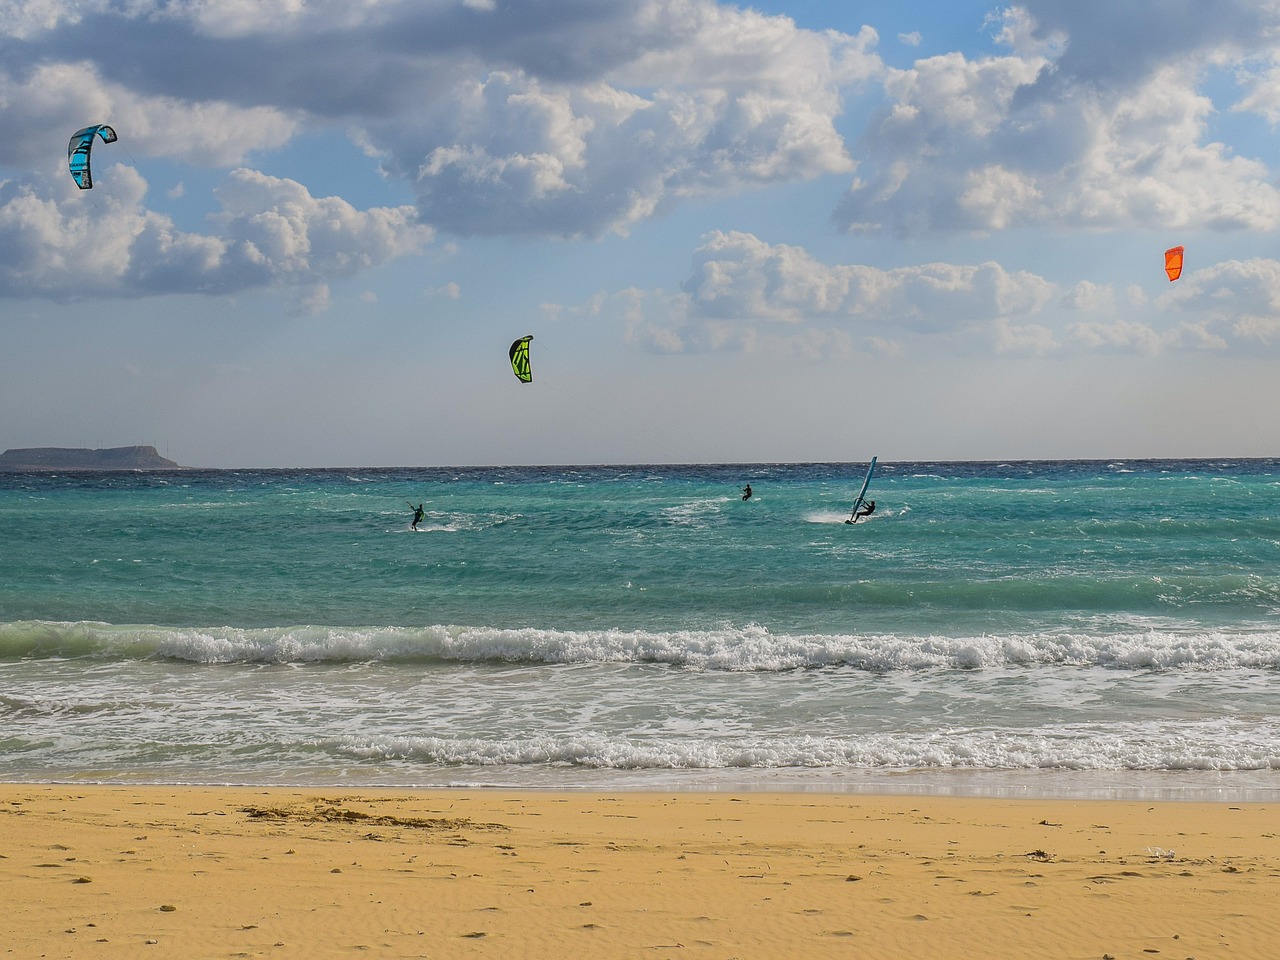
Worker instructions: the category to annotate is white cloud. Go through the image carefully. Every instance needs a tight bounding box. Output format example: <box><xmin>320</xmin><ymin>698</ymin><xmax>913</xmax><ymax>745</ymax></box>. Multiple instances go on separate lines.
<box><xmin>1065</xmin><ymin>258</ymin><xmax>1280</xmax><ymax>354</ymax></box>
<box><xmin>213</xmin><ymin>168</ymin><xmax>430</xmax><ymax>280</ymax></box>
<box><xmin>991</xmin><ymin>316</ymin><xmax>1057</xmax><ymax>355</ymax></box>
<box><xmin>834</xmin><ymin>47</ymin><xmax>1046</xmax><ymax>233</ymax></box>
<box><xmin>425</xmin><ymin>281</ymin><xmax>461</xmax><ymax>299</ymax></box>
<box><xmin>836</xmin><ymin>4</ymin><xmax>1280</xmax><ymax>235</ymax></box>
<box><xmin>610</xmin><ymin>231</ymin><xmax>1058</xmax><ymax>354</ymax></box>
<box><xmin>682</xmin><ymin>230</ymin><xmax>1054</xmax><ymax>328</ymax></box>
<box><xmin>0</xmin><ymin>168</ymin><xmax>431</xmax><ymax>302</ymax></box>
<box><xmin>11</xmin><ymin>0</ymin><xmax>1280</xmax><ymax>308</ymax></box>
<box><xmin>373</xmin><ymin>3</ymin><xmax>880</xmax><ymax>237</ymax></box>
<box><xmin>2</xmin><ymin>0</ymin><xmax>881</xmax><ymax>240</ymax></box>
<box><xmin>1013</xmin><ymin>0</ymin><xmax>1274</xmax><ymax>90</ymax></box>
<box><xmin>603</xmin><ymin>232</ymin><xmax>1280</xmax><ymax>359</ymax></box>
<box><xmin>1062</xmin><ymin>280</ymin><xmax>1116</xmax><ymax>313</ymax></box>
<box><xmin>1067</xmin><ymin>317</ymin><xmax>1170</xmax><ymax>354</ymax></box>
<box><xmin>1163</xmin><ymin>258</ymin><xmax>1280</xmax><ymax>345</ymax></box>
<box><xmin>0</xmin><ymin>0</ymin><xmax>107</xmax><ymax>39</ymax></box>
<box><xmin>0</xmin><ymin>61</ymin><xmax>296</xmax><ymax>171</ymax></box>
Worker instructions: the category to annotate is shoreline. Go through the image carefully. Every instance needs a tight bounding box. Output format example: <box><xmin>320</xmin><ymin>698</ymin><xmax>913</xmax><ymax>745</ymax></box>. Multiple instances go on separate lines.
<box><xmin>6</xmin><ymin>767</ymin><xmax>1279</xmax><ymax>803</ymax></box>
<box><xmin>4</xmin><ymin>783</ymin><xmax>1278</xmax><ymax>959</ymax></box>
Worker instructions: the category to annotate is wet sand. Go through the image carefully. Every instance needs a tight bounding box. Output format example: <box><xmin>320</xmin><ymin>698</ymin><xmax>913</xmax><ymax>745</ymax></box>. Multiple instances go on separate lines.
<box><xmin>2</xmin><ymin>784</ymin><xmax>1277</xmax><ymax>959</ymax></box>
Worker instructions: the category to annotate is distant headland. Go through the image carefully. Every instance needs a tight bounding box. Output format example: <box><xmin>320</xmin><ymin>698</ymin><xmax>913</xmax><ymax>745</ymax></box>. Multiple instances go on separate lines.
<box><xmin>0</xmin><ymin>446</ymin><xmax>184</xmax><ymax>471</ymax></box>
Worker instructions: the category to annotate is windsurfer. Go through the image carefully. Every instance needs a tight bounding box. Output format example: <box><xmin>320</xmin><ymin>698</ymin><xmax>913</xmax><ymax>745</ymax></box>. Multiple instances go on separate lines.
<box><xmin>846</xmin><ymin>500</ymin><xmax>875</xmax><ymax>523</ymax></box>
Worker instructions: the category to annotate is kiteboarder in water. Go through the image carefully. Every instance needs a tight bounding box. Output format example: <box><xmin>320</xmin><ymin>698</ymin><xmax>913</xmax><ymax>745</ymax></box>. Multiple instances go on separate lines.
<box><xmin>410</xmin><ymin>503</ymin><xmax>425</xmax><ymax>531</ymax></box>
<box><xmin>742</xmin><ymin>484</ymin><xmax>752</xmax><ymax>500</ymax></box>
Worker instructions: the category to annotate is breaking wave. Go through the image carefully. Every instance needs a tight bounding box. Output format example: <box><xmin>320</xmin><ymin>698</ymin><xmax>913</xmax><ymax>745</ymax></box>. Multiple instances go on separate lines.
<box><xmin>5</xmin><ymin>619</ymin><xmax>1280</xmax><ymax>672</ymax></box>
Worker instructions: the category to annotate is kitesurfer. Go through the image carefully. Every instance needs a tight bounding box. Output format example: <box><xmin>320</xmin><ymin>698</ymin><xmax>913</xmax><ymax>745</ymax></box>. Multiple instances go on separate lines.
<box><xmin>846</xmin><ymin>500</ymin><xmax>875</xmax><ymax>523</ymax></box>
<box><xmin>410</xmin><ymin>503</ymin><xmax>425</xmax><ymax>531</ymax></box>
<box><xmin>742</xmin><ymin>484</ymin><xmax>753</xmax><ymax>500</ymax></box>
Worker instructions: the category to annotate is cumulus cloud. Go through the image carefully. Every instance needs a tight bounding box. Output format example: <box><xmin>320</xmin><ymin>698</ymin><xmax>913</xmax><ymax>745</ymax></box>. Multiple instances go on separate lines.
<box><xmin>375</xmin><ymin>4</ymin><xmax>880</xmax><ymax>236</ymax></box>
<box><xmin>836</xmin><ymin>3</ymin><xmax>1280</xmax><ymax>235</ymax></box>
<box><xmin>10</xmin><ymin>0</ymin><xmax>1280</xmax><ymax>306</ymax></box>
<box><xmin>0</xmin><ymin>59</ymin><xmax>295</xmax><ymax>172</ymax></box>
<box><xmin>0</xmin><ymin>168</ymin><xmax>431</xmax><ymax>303</ymax></box>
<box><xmin>1162</xmin><ymin>258</ymin><xmax>1280</xmax><ymax>345</ymax></box>
<box><xmin>2</xmin><ymin>0</ymin><xmax>882</xmax><ymax>240</ymax></box>
<box><xmin>683</xmin><ymin>230</ymin><xmax>1054</xmax><ymax>329</ymax></box>
<box><xmin>602</xmin><ymin>232</ymin><xmax>1280</xmax><ymax>359</ymax></box>
<box><xmin>1062</xmin><ymin>280</ymin><xmax>1116</xmax><ymax>313</ymax></box>
<box><xmin>1066</xmin><ymin>316</ymin><xmax>1172</xmax><ymax>354</ymax></box>
<box><xmin>1063</xmin><ymin>258</ymin><xmax>1280</xmax><ymax>354</ymax></box>
<box><xmin>1013</xmin><ymin>0</ymin><xmax>1275</xmax><ymax>92</ymax></box>
<box><xmin>425</xmin><ymin>281</ymin><xmax>461</xmax><ymax>300</ymax></box>
<box><xmin>0</xmin><ymin>0</ymin><xmax>106</xmax><ymax>40</ymax></box>
<box><xmin>615</xmin><ymin>231</ymin><xmax>1058</xmax><ymax>355</ymax></box>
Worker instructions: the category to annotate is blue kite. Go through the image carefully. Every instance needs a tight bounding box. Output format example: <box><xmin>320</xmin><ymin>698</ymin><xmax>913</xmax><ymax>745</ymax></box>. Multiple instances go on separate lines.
<box><xmin>68</xmin><ymin>124</ymin><xmax>118</xmax><ymax>189</ymax></box>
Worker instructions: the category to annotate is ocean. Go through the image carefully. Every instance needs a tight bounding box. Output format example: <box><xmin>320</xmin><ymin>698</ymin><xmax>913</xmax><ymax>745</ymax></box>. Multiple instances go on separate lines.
<box><xmin>2</xmin><ymin>460</ymin><xmax>1279</xmax><ymax>800</ymax></box>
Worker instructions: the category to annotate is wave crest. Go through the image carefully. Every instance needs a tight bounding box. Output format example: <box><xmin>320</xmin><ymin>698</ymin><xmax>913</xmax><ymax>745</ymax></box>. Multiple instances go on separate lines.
<box><xmin>4</xmin><ymin>620</ymin><xmax>1280</xmax><ymax>671</ymax></box>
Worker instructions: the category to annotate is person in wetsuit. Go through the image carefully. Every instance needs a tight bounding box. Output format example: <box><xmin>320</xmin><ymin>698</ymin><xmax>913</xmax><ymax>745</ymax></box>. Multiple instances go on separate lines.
<box><xmin>846</xmin><ymin>499</ymin><xmax>875</xmax><ymax>523</ymax></box>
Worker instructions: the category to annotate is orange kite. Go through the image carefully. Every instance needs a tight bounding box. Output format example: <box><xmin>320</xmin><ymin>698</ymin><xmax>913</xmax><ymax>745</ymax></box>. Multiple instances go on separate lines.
<box><xmin>1164</xmin><ymin>245</ymin><xmax>1185</xmax><ymax>281</ymax></box>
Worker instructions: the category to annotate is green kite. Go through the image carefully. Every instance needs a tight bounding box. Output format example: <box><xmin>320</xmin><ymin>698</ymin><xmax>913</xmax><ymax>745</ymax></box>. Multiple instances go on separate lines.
<box><xmin>509</xmin><ymin>335</ymin><xmax>533</xmax><ymax>383</ymax></box>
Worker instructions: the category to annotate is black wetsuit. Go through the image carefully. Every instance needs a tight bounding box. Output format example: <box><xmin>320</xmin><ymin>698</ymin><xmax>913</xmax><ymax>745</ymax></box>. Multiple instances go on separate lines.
<box><xmin>846</xmin><ymin>500</ymin><xmax>875</xmax><ymax>523</ymax></box>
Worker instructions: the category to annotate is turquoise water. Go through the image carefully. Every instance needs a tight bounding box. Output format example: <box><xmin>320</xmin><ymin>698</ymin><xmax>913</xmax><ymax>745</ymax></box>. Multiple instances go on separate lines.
<box><xmin>3</xmin><ymin>460</ymin><xmax>1280</xmax><ymax>797</ymax></box>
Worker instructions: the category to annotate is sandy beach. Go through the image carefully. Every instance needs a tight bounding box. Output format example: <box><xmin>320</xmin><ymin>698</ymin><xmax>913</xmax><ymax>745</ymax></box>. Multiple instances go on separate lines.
<box><xmin>2</xmin><ymin>785</ymin><xmax>1277</xmax><ymax>959</ymax></box>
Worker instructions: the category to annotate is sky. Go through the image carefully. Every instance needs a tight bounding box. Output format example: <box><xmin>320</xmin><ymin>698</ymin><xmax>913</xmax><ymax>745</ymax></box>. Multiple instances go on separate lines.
<box><xmin>3</xmin><ymin>0</ymin><xmax>1280</xmax><ymax>467</ymax></box>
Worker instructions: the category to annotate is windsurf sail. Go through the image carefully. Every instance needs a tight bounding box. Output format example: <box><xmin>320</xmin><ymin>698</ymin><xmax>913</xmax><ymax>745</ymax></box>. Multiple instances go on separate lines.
<box><xmin>846</xmin><ymin>456</ymin><xmax>877</xmax><ymax>523</ymax></box>
<box><xmin>509</xmin><ymin>335</ymin><xmax>533</xmax><ymax>383</ymax></box>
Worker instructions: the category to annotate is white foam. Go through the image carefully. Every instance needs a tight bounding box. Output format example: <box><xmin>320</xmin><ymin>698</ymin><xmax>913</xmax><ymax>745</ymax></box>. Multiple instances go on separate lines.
<box><xmin>338</xmin><ymin>718</ymin><xmax>1280</xmax><ymax>772</ymax></box>
<box><xmin>12</xmin><ymin>620</ymin><xmax>1280</xmax><ymax>672</ymax></box>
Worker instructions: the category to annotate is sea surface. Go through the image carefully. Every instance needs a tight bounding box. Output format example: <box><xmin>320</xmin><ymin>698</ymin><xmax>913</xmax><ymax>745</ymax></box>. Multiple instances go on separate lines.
<box><xmin>3</xmin><ymin>460</ymin><xmax>1279</xmax><ymax>800</ymax></box>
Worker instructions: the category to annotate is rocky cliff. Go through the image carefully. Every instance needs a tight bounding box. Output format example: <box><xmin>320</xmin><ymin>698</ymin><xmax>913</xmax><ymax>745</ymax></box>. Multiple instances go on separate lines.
<box><xmin>0</xmin><ymin>446</ymin><xmax>184</xmax><ymax>471</ymax></box>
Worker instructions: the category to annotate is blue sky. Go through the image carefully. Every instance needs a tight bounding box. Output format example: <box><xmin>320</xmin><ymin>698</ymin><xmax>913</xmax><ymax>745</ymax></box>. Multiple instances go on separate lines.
<box><xmin>3</xmin><ymin>0</ymin><xmax>1280</xmax><ymax>466</ymax></box>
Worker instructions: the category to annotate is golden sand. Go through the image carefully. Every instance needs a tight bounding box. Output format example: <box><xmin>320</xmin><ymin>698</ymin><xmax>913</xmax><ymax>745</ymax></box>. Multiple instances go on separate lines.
<box><xmin>2</xmin><ymin>784</ymin><xmax>1278</xmax><ymax>959</ymax></box>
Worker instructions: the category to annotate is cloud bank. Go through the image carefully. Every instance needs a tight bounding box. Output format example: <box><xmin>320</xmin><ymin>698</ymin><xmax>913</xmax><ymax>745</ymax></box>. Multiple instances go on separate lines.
<box><xmin>1</xmin><ymin>0</ymin><xmax>881</xmax><ymax>247</ymax></box>
<box><xmin>607</xmin><ymin>231</ymin><xmax>1280</xmax><ymax>359</ymax></box>
<box><xmin>6</xmin><ymin>0</ymin><xmax>1280</xmax><ymax>320</ymax></box>
<box><xmin>0</xmin><ymin>168</ymin><xmax>431</xmax><ymax>306</ymax></box>
<box><xmin>836</xmin><ymin>2</ymin><xmax>1280</xmax><ymax>235</ymax></box>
